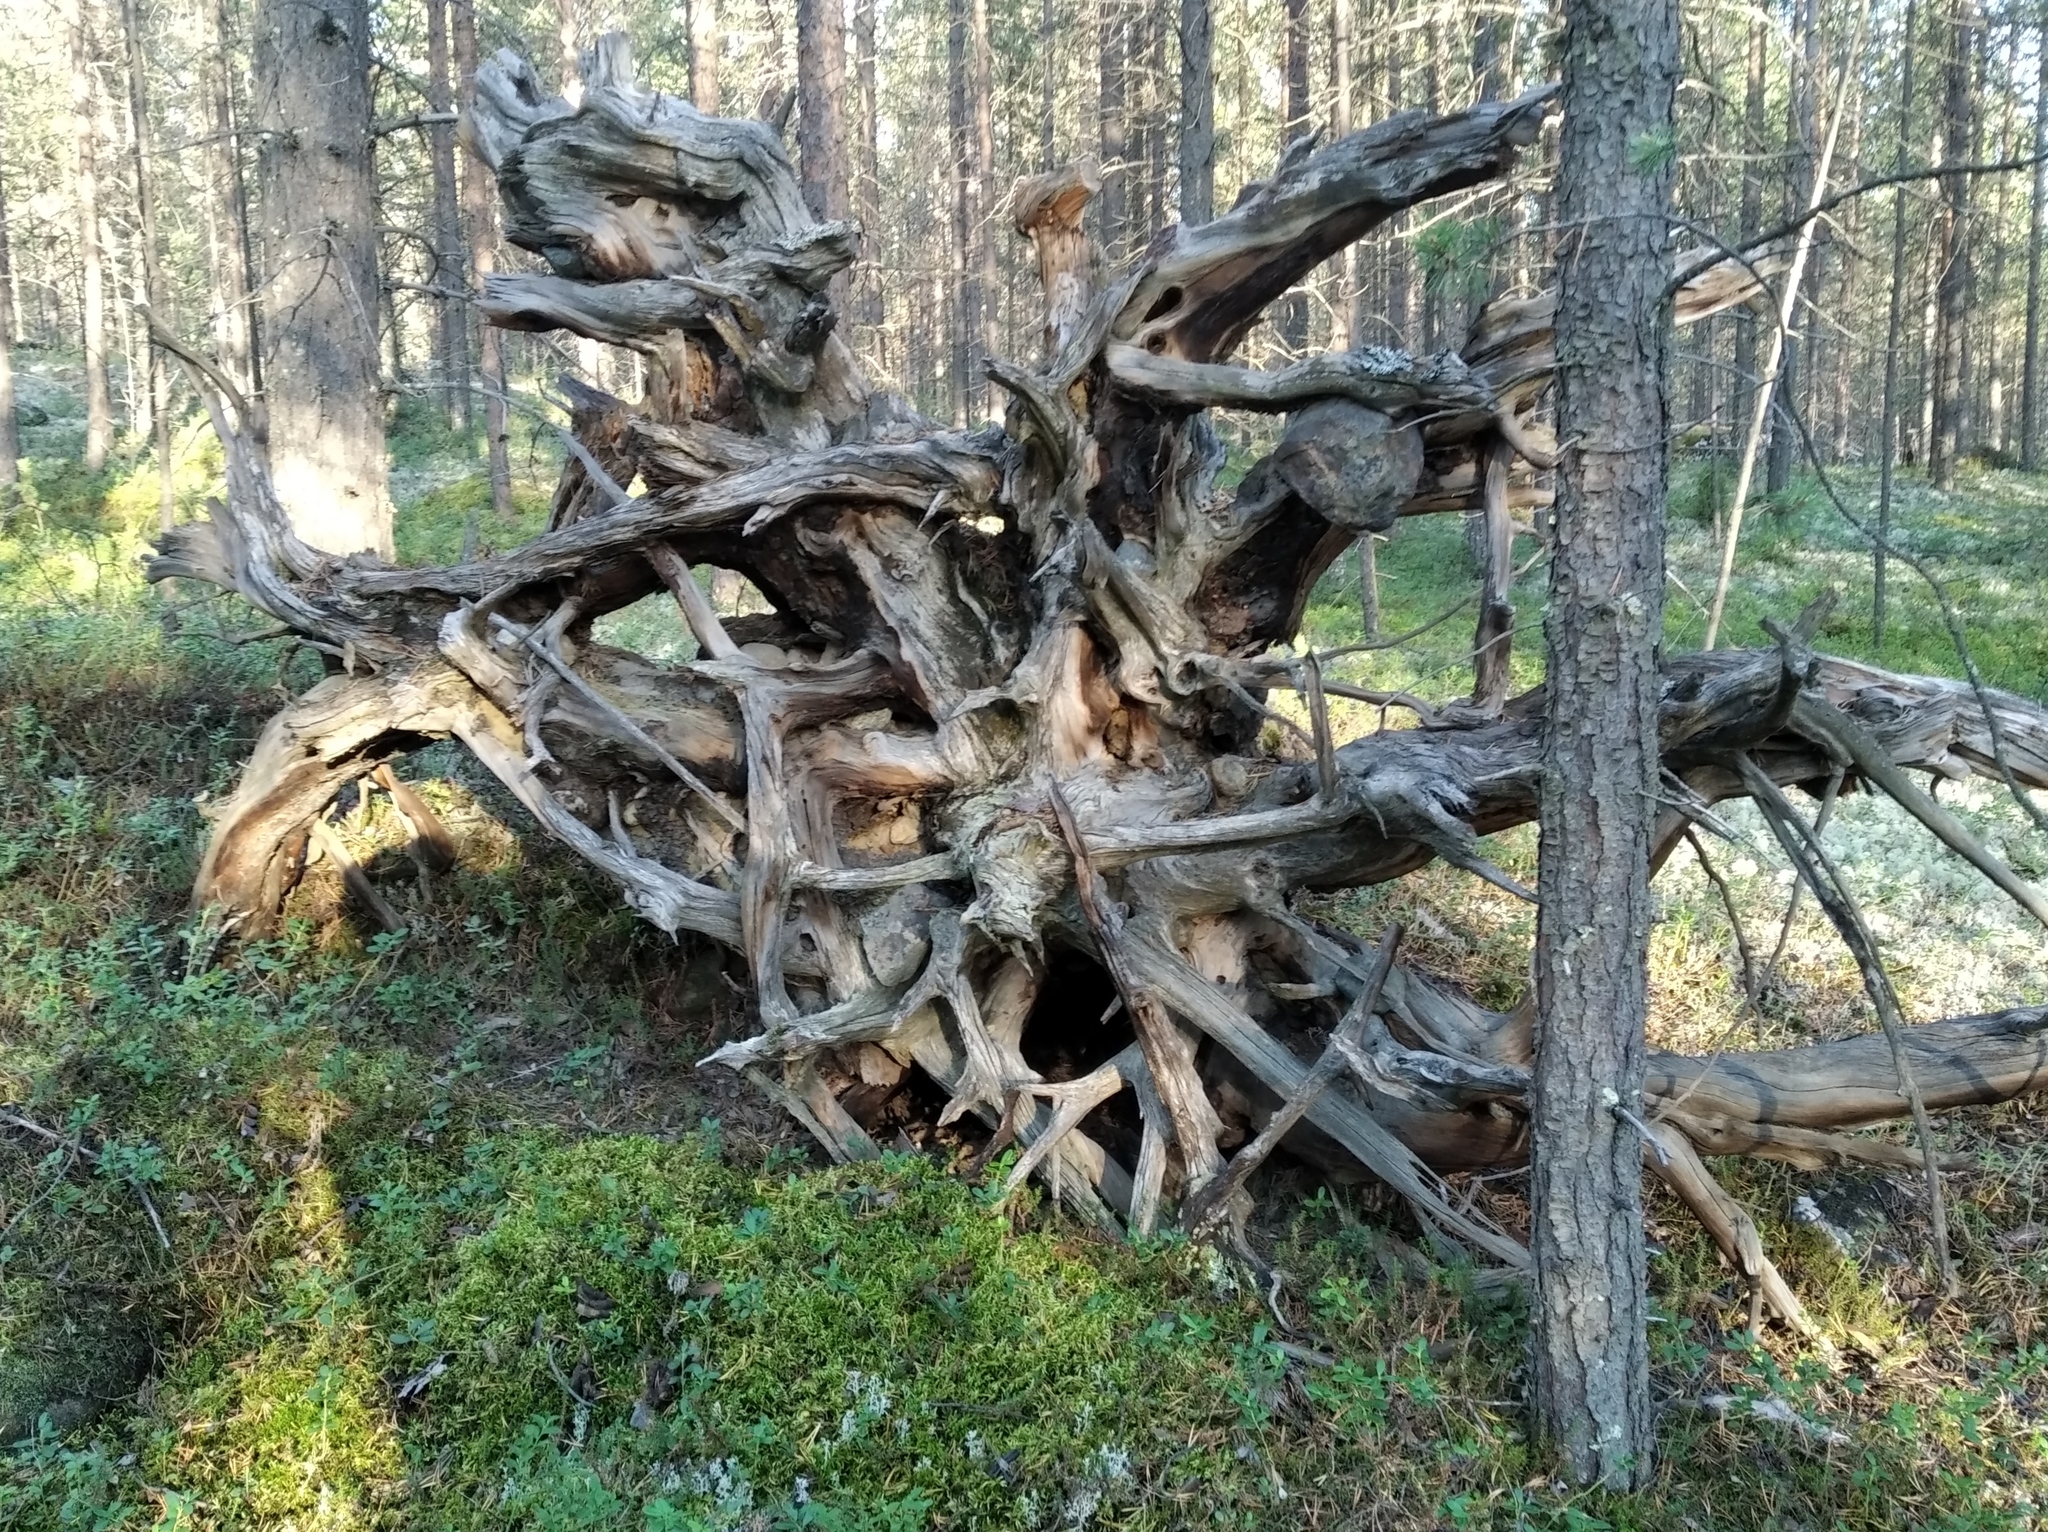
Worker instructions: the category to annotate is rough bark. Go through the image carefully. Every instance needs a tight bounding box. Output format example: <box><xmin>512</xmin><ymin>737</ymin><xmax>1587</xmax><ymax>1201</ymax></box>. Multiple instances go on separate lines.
<box><xmin>252</xmin><ymin>0</ymin><xmax>392</xmax><ymax>555</ymax></box>
<box><xmin>796</xmin><ymin>0</ymin><xmax>849</xmax><ymax>232</ymax></box>
<box><xmin>1533</xmin><ymin>0</ymin><xmax>1675</xmax><ymax>1487</ymax></box>
<box><xmin>1179</xmin><ymin>0</ymin><xmax>1215</xmax><ymax>225</ymax></box>
<box><xmin>151</xmin><ymin>39</ymin><xmax>2048</xmax><ymax>1376</ymax></box>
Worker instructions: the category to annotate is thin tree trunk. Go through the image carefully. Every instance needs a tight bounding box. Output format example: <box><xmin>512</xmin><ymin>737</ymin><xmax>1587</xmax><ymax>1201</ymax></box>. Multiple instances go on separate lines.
<box><xmin>1535</xmin><ymin>0</ymin><xmax>1676</xmax><ymax>1484</ymax></box>
<box><xmin>689</xmin><ymin>0</ymin><xmax>719</xmax><ymax>112</ymax></box>
<box><xmin>1704</xmin><ymin>0</ymin><xmax>1867</xmax><ymax>651</ymax></box>
<box><xmin>554</xmin><ymin>0</ymin><xmax>582</xmax><ymax>105</ymax></box>
<box><xmin>0</xmin><ymin>114</ymin><xmax>16</xmax><ymax>490</ymax></box>
<box><xmin>426</xmin><ymin>0</ymin><xmax>471</xmax><ymax>433</ymax></box>
<box><xmin>973</xmin><ymin>0</ymin><xmax>1000</xmax><ymax>373</ymax></box>
<box><xmin>2023</xmin><ymin>3</ymin><xmax>2047</xmax><ymax>470</ymax></box>
<box><xmin>254</xmin><ymin>0</ymin><xmax>391</xmax><ymax>555</ymax></box>
<box><xmin>453</xmin><ymin>0</ymin><xmax>512</xmax><ymax>522</ymax></box>
<box><xmin>207</xmin><ymin>0</ymin><xmax>261</xmax><ymax>409</ymax></box>
<box><xmin>1732</xmin><ymin>19</ymin><xmax>1765</xmax><ymax>470</ymax></box>
<box><xmin>1385</xmin><ymin>34</ymin><xmax>1408</xmax><ymax>342</ymax></box>
<box><xmin>118</xmin><ymin>0</ymin><xmax>173</xmax><ymax>528</ymax></box>
<box><xmin>949</xmin><ymin>0</ymin><xmax>975</xmax><ymax>425</ymax></box>
<box><xmin>796</xmin><ymin>0</ymin><xmax>849</xmax><ymax>313</ymax></box>
<box><xmin>1877</xmin><ymin>0</ymin><xmax>1920</xmax><ymax>644</ymax></box>
<box><xmin>1179</xmin><ymin>0</ymin><xmax>1214</xmax><ymax>225</ymax></box>
<box><xmin>1330</xmin><ymin>0</ymin><xmax>1355</xmax><ymax>347</ymax></box>
<box><xmin>1929</xmin><ymin>0</ymin><xmax>1979</xmax><ymax>489</ymax></box>
<box><xmin>852</xmin><ymin>0</ymin><xmax>881</xmax><ymax>329</ymax></box>
<box><xmin>1280</xmin><ymin>0</ymin><xmax>1311</xmax><ymax>353</ymax></box>
<box><xmin>1766</xmin><ymin>0</ymin><xmax>1819</xmax><ymax>497</ymax></box>
<box><xmin>71</xmin><ymin>0</ymin><xmax>113</xmax><ymax>473</ymax></box>
<box><xmin>1041</xmin><ymin>0</ymin><xmax>1058</xmax><ymax>171</ymax></box>
<box><xmin>1099</xmin><ymin>0</ymin><xmax>1127</xmax><ymax>259</ymax></box>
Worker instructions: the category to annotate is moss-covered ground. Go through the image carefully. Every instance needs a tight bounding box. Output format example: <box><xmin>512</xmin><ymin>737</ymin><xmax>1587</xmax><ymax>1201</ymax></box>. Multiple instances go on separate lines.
<box><xmin>4</xmin><ymin>363</ymin><xmax>2048</xmax><ymax>1528</ymax></box>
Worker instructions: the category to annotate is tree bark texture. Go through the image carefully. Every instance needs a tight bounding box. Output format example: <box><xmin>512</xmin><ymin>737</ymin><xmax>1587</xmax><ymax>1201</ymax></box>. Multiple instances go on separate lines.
<box><xmin>1533</xmin><ymin>0</ymin><xmax>1676</xmax><ymax>1486</ymax></box>
<box><xmin>149</xmin><ymin>38</ymin><xmax>2048</xmax><ymax>1400</ymax></box>
<box><xmin>1179</xmin><ymin>0</ymin><xmax>1215</xmax><ymax>225</ymax></box>
<box><xmin>253</xmin><ymin>0</ymin><xmax>391</xmax><ymax>555</ymax></box>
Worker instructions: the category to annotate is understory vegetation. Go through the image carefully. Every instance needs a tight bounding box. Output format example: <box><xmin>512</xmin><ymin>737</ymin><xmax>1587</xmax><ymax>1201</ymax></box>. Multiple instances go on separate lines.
<box><xmin>5</xmin><ymin>378</ymin><xmax>2048</xmax><ymax>1528</ymax></box>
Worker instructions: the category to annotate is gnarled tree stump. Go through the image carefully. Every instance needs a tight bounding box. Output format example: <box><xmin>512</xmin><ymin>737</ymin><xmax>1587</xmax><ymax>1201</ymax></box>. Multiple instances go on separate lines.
<box><xmin>152</xmin><ymin>36</ymin><xmax>2048</xmax><ymax>1317</ymax></box>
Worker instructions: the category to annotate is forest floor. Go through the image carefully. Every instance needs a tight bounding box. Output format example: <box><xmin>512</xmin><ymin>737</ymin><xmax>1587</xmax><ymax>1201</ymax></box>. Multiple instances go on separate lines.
<box><xmin>4</xmin><ymin>358</ymin><xmax>2048</xmax><ymax>1529</ymax></box>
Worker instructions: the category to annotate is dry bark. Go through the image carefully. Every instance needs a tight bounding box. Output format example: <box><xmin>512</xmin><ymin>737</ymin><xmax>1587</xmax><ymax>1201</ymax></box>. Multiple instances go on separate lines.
<box><xmin>152</xmin><ymin>36</ymin><xmax>2048</xmax><ymax>1312</ymax></box>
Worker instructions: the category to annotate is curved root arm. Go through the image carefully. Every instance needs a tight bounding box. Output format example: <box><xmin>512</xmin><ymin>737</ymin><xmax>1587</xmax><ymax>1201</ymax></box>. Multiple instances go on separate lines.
<box><xmin>156</xmin><ymin>33</ymin><xmax>2048</xmax><ymax>1311</ymax></box>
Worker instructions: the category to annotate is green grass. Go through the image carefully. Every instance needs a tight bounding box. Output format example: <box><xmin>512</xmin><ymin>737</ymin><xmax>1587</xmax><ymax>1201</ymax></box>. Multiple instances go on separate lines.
<box><xmin>4</xmin><ymin>413</ymin><xmax>2048</xmax><ymax>1527</ymax></box>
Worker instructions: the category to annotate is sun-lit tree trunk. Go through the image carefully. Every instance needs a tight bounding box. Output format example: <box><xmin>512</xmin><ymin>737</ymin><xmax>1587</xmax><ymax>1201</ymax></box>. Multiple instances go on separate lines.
<box><xmin>427</xmin><ymin>0</ymin><xmax>472</xmax><ymax>434</ymax></box>
<box><xmin>852</xmin><ymin>0</ymin><xmax>882</xmax><ymax>336</ymax></box>
<box><xmin>1534</xmin><ymin>0</ymin><xmax>1675</xmax><ymax>1487</ymax></box>
<box><xmin>118</xmin><ymin>0</ymin><xmax>173</xmax><ymax>529</ymax></box>
<box><xmin>972</xmin><ymin>0</ymin><xmax>1000</xmax><ymax>371</ymax></box>
<box><xmin>949</xmin><ymin>0</ymin><xmax>976</xmax><ymax>424</ymax></box>
<box><xmin>2023</xmin><ymin>2</ymin><xmax>2048</xmax><ymax>471</ymax></box>
<box><xmin>452</xmin><ymin>0</ymin><xmax>512</xmax><ymax>524</ymax></box>
<box><xmin>1877</xmin><ymin>0</ymin><xmax>1920</xmax><ymax>645</ymax></box>
<box><xmin>1098</xmin><ymin>0</ymin><xmax>1127</xmax><ymax>259</ymax></box>
<box><xmin>689</xmin><ymin>0</ymin><xmax>719</xmax><ymax>112</ymax></box>
<box><xmin>797</xmin><ymin>0</ymin><xmax>849</xmax><ymax>315</ymax></box>
<box><xmin>70</xmin><ymin>0</ymin><xmax>112</xmax><ymax>474</ymax></box>
<box><xmin>0</xmin><ymin>114</ymin><xmax>17</xmax><ymax>490</ymax></box>
<box><xmin>1929</xmin><ymin>0</ymin><xmax>1980</xmax><ymax>489</ymax></box>
<box><xmin>253</xmin><ymin>0</ymin><xmax>391</xmax><ymax>555</ymax></box>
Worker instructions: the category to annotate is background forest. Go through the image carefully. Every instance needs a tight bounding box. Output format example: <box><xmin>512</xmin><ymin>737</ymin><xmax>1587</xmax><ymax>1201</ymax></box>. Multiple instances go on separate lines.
<box><xmin>3</xmin><ymin>0</ymin><xmax>2048</xmax><ymax>1527</ymax></box>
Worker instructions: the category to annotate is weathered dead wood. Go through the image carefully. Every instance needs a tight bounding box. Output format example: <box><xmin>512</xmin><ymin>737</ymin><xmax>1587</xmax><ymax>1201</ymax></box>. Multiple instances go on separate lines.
<box><xmin>152</xmin><ymin>33</ymin><xmax>2048</xmax><ymax>1307</ymax></box>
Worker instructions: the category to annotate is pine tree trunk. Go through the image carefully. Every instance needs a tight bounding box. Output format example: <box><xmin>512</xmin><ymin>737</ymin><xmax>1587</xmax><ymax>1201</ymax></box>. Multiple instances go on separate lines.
<box><xmin>1732</xmin><ymin>20</ymin><xmax>1764</xmax><ymax>469</ymax></box>
<box><xmin>119</xmin><ymin>0</ymin><xmax>174</xmax><ymax>530</ymax></box>
<box><xmin>853</xmin><ymin>0</ymin><xmax>881</xmax><ymax>332</ymax></box>
<box><xmin>452</xmin><ymin>0</ymin><xmax>512</xmax><ymax>523</ymax></box>
<box><xmin>1330</xmin><ymin>0</ymin><xmax>1355</xmax><ymax>347</ymax></box>
<box><xmin>2023</xmin><ymin>4</ymin><xmax>2047</xmax><ymax>470</ymax></box>
<box><xmin>973</xmin><ymin>0</ymin><xmax>1000</xmax><ymax>373</ymax></box>
<box><xmin>689</xmin><ymin>0</ymin><xmax>719</xmax><ymax>112</ymax></box>
<box><xmin>1534</xmin><ymin>0</ymin><xmax>1673</xmax><ymax>1487</ymax></box>
<box><xmin>1930</xmin><ymin>0</ymin><xmax>1979</xmax><ymax>489</ymax></box>
<box><xmin>949</xmin><ymin>0</ymin><xmax>975</xmax><ymax>424</ymax></box>
<box><xmin>1179</xmin><ymin>0</ymin><xmax>1214</xmax><ymax>225</ymax></box>
<box><xmin>1280</xmin><ymin>0</ymin><xmax>1312</xmax><ymax>352</ymax></box>
<box><xmin>426</xmin><ymin>0</ymin><xmax>472</xmax><ymax>434</ymax></box>
<box><xmin>206</xmin><ymin>0</ymin><xmax>261</xmax><ymax>410</ymax></box>
<box><xmin>70</xmin><ymin>0</ymin><xmax>113</xmax><ymax>474</ymax></box>
<box><xmin>1876</xmin><ymin>0</ymin><xmax>1919</xmax><ymax>644</ymax></box>
<box><xmin>0</xmin><ymin>112</ymin><xmax>16</xmax><ymax>491</ymax></box>
<box><xmin>253</xmin><ymin>0</ymin><xmax>391</xmax><ymax>555</ymax></box>
<box><xmin>797</xmin><ymin>0</ymin><xmax>850</xmax><ymax>317</ymax></box>
<box><xmin>1097</xmin><ymin>0</ymin><xmax>1127</xmax><ymax>262</ymax></box>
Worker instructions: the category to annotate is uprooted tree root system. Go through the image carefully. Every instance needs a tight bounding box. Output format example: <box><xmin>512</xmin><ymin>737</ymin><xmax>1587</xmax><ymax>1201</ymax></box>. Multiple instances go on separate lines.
<box><xmin>150</xmin><ymin>35</ymin><xmax>2048</xmax><ymax>1327</ymax></box>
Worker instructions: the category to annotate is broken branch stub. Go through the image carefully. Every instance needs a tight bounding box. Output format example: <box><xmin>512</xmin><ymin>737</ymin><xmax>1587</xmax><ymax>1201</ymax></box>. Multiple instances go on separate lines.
<box><xmin>151</xmin><ymin>33</ymin><xmax>2048</xmax><ymax>1304</ymax></box>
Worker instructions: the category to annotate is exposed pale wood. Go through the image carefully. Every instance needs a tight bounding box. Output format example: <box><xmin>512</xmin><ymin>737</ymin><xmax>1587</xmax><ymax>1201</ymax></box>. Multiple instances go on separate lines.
<box><xmin>149</xmin><ymin>37</ymin><xmax>2048</xmax><ymax>1310</ymax></box>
